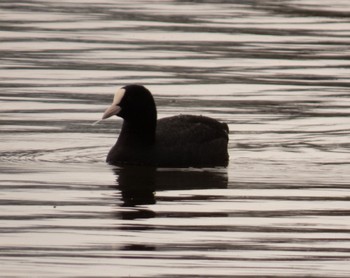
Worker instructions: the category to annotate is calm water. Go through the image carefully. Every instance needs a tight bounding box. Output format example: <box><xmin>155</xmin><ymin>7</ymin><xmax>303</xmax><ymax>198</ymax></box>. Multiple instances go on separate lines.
<box><xmin>1</xmin><ymin>0</ymin><xmax>350</xmax><ymax>277</ymax></box>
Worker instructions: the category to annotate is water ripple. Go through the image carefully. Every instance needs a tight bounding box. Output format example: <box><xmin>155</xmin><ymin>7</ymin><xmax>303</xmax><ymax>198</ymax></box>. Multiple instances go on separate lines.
<box><xmin>1</xmin><ymin>0</ymin><xmax>350</xmax><ymax>277</ymax></box>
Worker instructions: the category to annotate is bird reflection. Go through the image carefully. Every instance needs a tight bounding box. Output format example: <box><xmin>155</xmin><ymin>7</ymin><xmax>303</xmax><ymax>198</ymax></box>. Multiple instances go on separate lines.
<box><xmin>112</xmin><ymin>166</ymin><xmax>228</xmax><ymax>207</ymax></box>
<box><xmin>116</xmin><ymin>166</ymin><xmax>157</xmax><ymax>207</ymax></box>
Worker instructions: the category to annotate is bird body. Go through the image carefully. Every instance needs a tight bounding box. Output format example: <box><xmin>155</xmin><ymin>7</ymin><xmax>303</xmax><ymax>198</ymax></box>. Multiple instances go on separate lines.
<box><xmin>101</xmin><ymin>85</ymin><xmax>229</xmax><ymax>167</ymax></box>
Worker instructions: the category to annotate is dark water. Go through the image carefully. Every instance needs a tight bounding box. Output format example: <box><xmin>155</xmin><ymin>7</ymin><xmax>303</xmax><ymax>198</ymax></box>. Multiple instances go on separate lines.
<box><xmin>1</xmin><ymin>0</ymin><xmax>350</xmax><ymax>277</ymax></box>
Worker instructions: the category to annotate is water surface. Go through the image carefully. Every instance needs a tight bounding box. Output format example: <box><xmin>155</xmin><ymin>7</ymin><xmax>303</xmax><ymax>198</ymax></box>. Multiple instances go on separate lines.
<box><xmin>1</xmin><ymin>0</ymin><xmax>350</xmax><ymax>277</ymax></box>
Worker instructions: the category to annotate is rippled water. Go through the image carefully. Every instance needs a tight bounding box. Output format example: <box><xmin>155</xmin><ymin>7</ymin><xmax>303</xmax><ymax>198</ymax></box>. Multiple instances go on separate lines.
<box><xmin>1</xmin><ymin>0</ymin><xmax>350</xmax><ymax>277</ymax></box>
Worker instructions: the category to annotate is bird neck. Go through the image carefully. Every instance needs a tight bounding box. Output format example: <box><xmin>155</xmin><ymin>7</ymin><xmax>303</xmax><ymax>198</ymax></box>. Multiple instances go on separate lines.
<box><xmin>118</xmin><ymin>117</ymin><xmax>156</xmax><ymax>147</ymax></box>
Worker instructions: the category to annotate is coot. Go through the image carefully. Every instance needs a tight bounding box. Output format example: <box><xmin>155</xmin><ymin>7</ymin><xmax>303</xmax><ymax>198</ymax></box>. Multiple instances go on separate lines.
<box><xmin>101</xmin><ymin>84</ymin><xmax>229</xmax><ymax>167</ymax></box>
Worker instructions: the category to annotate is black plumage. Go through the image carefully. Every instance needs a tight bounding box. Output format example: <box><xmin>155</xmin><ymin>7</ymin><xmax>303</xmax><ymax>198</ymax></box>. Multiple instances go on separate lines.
<box><xmin>102</xmin><ymin>85</ymin><xmax>229</xmax><ymax>167</ymax></box>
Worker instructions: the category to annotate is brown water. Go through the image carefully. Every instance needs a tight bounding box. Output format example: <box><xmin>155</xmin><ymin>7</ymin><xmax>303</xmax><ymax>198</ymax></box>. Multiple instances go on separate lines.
<box><xmin>1</xmin><ymin>0</ymin><xmax>350</xmax><ymax>277</ymax></box>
